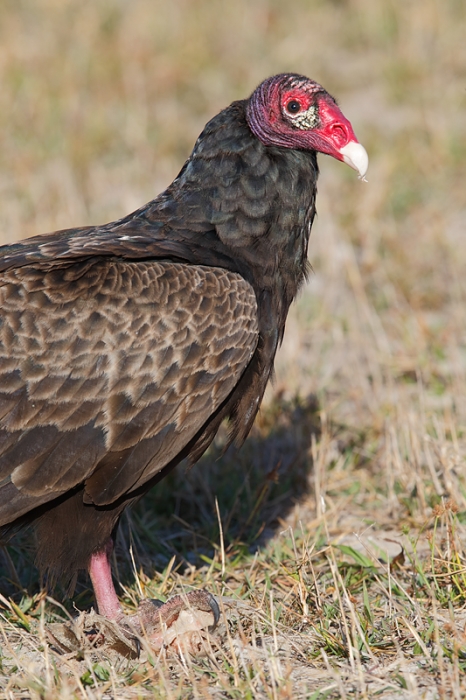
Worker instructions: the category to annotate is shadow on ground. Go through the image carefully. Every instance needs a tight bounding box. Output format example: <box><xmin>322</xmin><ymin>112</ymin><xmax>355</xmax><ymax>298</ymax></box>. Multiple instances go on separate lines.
<box><xmin>0</xmin><ymin>393</ymin><xmax>319</xmax><ymax>607</ymax></box>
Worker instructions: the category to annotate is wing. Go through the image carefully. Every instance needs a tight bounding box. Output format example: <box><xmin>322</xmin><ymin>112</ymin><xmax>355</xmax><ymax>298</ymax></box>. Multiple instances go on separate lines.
<box><xmin>0</xmin><ymin>258</ymin><xmax>258</xmax><ymax>523</ymax></box>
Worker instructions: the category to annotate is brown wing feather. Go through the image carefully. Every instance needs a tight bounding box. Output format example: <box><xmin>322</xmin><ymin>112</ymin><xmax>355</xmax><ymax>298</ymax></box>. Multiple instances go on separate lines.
<box><xmin>0</xmin><ymin>258</ymin><xmax>258</xmax><ymax>522</ymax></box>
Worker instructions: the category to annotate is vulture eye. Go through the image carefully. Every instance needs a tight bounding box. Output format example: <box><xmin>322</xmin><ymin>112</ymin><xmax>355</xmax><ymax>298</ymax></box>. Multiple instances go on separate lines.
<box><xmin>286</xmin><ymin>100</ymin><xmax>301</xmax><ymax>114</ymax></box>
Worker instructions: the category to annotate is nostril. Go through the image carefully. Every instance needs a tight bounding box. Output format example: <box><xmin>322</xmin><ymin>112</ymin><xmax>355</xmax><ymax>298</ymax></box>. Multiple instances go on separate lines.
<box><xmin>331</xmin><ymin>124</ymin><xmax>348</xmax><ymax>146</ymax></box>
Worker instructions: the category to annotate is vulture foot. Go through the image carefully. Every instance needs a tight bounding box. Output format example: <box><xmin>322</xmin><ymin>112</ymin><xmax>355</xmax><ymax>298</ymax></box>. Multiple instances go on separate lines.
<box><xmin>88</xmin><ymin>545</ymin><xmax>219</xmax><ymax>654</ymax></box>
<box><xmin>121</xmin><ymin>590</ymin><xmax>220</xmax><ymax>654</ymax></box>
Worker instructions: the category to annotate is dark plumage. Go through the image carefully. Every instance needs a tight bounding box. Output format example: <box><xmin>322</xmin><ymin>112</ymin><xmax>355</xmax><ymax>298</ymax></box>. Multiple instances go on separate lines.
<box><xmin>0</xmin><ymin>73</ymin><xmax>367</xmax><ymax>642</ymax></box>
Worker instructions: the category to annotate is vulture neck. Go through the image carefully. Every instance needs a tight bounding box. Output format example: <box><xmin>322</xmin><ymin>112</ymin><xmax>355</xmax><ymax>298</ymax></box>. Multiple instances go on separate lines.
<box><xmin>162</xmin><ymin>100</ymin><xmax>318</xmax><ymax>334</ymax></box>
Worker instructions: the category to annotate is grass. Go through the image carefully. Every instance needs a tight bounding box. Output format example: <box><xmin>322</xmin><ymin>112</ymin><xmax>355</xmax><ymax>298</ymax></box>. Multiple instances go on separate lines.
<box><xmin>0</xmin><ymin>0</ymin><xmax>466</xmax><ymax>697</ymax></box>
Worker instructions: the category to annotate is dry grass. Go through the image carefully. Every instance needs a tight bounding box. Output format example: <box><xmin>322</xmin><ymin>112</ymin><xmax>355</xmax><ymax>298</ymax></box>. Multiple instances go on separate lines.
<box><xmin>0</xmin><ymin>0</ymin><xmax>465</xmax><ymax>697</ymax></box>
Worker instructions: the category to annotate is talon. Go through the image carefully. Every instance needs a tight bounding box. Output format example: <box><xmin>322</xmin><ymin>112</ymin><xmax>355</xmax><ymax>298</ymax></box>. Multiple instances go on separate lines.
<box><xmin>206</xmin><ymin>593</ymin><xmax>220</xmax><ymax>632</ymax></box>
<box><xmin>133</xmin><ymin>634</ymin><xmax>141</xmax><ymax>658</ymax></box>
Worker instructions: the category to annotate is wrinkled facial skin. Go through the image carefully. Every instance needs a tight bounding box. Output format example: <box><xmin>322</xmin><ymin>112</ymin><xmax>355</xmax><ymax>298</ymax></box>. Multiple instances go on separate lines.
<box><xmin>246</xmin><ymin>73</ymin><xmax>368</xmax><ymax>179</ymax></box>
<box><xmin>279</xmin><ymin>81</ymin><xmax>322</xmax><ymax>131</ymax></box>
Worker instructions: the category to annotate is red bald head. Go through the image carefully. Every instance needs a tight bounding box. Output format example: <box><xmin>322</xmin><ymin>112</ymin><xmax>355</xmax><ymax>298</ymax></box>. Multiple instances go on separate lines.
<box><xmin>246</xmin><ymin>73</ymin><xmax>368</xmax><ymax>179</ymax></box>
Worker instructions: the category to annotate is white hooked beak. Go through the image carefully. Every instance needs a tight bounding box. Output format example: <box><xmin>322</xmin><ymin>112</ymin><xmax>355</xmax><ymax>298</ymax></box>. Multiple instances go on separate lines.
<box><xmin>339</xmin><ymin>141</ymin><xmax>369</xmax><ymax>181</ymax></box>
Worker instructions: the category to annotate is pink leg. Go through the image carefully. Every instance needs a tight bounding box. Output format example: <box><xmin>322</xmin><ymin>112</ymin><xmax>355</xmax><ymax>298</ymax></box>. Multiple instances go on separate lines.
<box><xmin>88</xmin><ymin>539</ymin><xmax>122</xmax><ymax>620</ymax></box>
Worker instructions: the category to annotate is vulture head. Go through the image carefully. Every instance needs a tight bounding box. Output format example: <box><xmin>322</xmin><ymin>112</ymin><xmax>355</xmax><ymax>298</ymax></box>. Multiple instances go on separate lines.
<box><xmin>246</xmin><ymin>73</ymin><xmax>368</xmax><ymax>179</ymax></box>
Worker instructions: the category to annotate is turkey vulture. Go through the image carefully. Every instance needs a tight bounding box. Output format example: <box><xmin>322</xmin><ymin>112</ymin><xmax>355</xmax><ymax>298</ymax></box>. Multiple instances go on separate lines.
<box><xmin>0</xmin><ymin>73</ymin><xmax>367</xmax><ymax>647</ymax></box>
